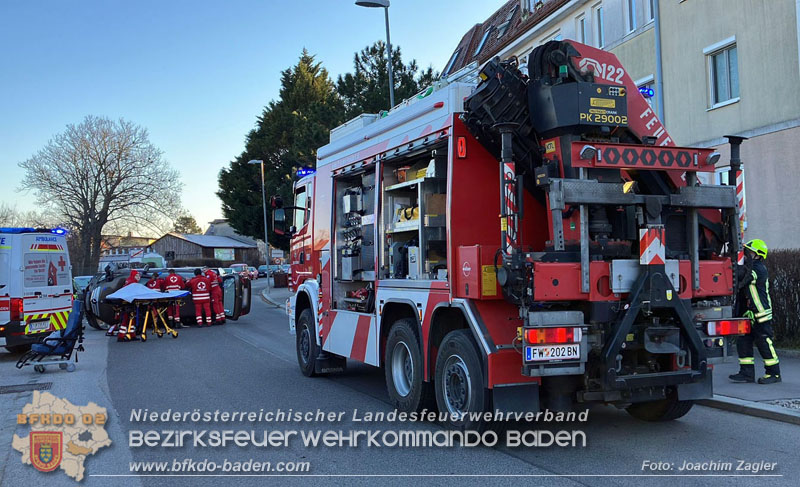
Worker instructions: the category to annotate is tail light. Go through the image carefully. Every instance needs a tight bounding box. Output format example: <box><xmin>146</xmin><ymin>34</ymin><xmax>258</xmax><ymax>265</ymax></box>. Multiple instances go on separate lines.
<box><xmin>10</xmin><ymin>298</ymin><xmax>23</xmax><ymax>321</ymax></box>
<box><xmin>524</xmin><ymin>327</ymin><xmax>582</xmax><ymax>344</ymax></box>
<box><xmin>705</xmin><ymin>319</ymin><xmax>750</xmax><ymax>336</ymax></box>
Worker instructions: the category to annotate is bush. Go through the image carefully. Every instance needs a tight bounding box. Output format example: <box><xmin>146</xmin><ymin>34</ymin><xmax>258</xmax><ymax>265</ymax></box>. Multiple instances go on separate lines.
<box><xmin>765</xmin><ymin>249</ymin><xmax>800</xmax><ymax>346</ymax></box>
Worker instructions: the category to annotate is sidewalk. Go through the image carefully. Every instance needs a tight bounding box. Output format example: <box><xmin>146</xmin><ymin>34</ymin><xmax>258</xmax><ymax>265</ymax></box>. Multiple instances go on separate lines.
<box><xmin>704</xmin><ymin>349</ymin><xmax>800</xmax><ymax>424</ymax></box>
<box><xmin>260</xmin><ymin>281</ymin><xmax>293</xmax><ymax>308</ymax></box>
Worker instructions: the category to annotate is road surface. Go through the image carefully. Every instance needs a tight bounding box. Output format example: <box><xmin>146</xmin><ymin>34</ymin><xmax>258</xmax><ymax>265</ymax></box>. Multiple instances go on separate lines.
<box><xmin>1</xmin><ymin>278</ymin><xmax>797</xmax><ymax>486</ymax></box>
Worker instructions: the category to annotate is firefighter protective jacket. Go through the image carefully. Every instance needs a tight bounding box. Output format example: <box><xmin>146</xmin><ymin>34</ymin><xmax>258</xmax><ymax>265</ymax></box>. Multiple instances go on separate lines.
<box><xmin>737</xmin><ymin>259</ymin><xmax>773</xmax><ymax>324</ymax></box>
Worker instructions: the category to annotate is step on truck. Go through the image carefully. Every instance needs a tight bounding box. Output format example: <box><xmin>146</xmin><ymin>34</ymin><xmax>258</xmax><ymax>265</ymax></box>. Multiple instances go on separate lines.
<box><xmin>275</xmin><ymin>40</ymin><xmax>749</xmax><ymax>427</ymax></box>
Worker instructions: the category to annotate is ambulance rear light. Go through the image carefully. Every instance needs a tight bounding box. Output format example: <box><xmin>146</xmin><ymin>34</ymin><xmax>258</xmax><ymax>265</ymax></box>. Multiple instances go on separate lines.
<box><xmin>524</xmin><ymin>327</ymin><xmax>582</xmax><ymax>344</ymax></box>
<box><xmin>705</xmin><ymin>319</ymin><xmax>750</xmax><ymax>336</ymax></box>
<box><xmin>10</xmin><ymin>298</ymin><xmax>23</xmax><ymax>321</ymax></box>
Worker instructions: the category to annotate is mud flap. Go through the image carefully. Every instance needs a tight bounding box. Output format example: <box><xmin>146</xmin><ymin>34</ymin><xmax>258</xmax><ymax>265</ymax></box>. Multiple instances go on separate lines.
<box><xmin>677</xmin><ymin>372</ymin><xmax>713</xmax><ymax>401</ymax></box>
<box><xmin>493</xmin><ymin>383</ymin><xmax>540</xmax><ymax>414</ymax></box>
<box><xmin>314</xmin><ymin>353</ymin><xmax>346</xmax><ymax>374</ymax></box>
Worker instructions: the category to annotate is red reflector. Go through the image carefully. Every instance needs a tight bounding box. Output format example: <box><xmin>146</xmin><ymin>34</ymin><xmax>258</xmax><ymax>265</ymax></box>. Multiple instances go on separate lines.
<box><xmin>457</xmin><ymin>136</ymin><xmax>467</xmax><ymax>158</ymax></box>
<box><xmin>10</xmin><ymin>298</ymin><xmax>23</xmax><ymax>321</ymax></box>
<box><xmin>524</xmin><ymin>327</ymin><xmax>580</xmax><ymax>344</ymax></box>
<box><xmin>433</xmin><ymin>101</ymin><xmax>444</xmax><ymax>108</ymax></box>
<box><xmin>705</xmin><ymin>319</ymin><xmax>750</xmax><ymax>336</ymax></box>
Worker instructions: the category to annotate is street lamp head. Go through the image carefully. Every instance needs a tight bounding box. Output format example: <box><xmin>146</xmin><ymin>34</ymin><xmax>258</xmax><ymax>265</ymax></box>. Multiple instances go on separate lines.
<box><xmin>355</xmin><ymin>0</ymin><xmax>389</xmax><ymax>7</ymax></box>
<box><xmin>248</xmin><ymin>159</ymin><xmax>264</xmax><ymax>165</ymax></box>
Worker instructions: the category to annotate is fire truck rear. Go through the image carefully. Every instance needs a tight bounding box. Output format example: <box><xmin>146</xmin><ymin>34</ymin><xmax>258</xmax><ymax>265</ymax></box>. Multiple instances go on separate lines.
<box><xmin>279</xmin><ymin>40</ymin><xmax>748</xmax><ymax>427</ymax></box>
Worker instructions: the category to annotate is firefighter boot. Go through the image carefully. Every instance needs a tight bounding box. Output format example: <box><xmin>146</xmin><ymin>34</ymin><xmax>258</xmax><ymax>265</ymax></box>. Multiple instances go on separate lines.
<box><xmin>729</xmin><ymin>364</ymin><xmax>755</xmax><ymax>383</ymax></box>
<box><xmin>758</xmin><ymin>374</ymin><xmax>781</xmax><ymax>384</ymax></box>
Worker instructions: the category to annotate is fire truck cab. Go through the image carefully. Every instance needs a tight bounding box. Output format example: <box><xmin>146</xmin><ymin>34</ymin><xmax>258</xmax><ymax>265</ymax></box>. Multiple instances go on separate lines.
<box><xmin>279</xmin><ymin>41</ymin><xmax>747</xmax><ymax>427</ymax></box>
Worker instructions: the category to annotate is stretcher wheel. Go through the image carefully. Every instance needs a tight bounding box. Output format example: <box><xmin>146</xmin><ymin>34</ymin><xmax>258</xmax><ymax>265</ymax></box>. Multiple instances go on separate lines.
<box><xmin>172</xmin><ymin>331</ymin><xmax>178</xmax><ymax>338</ymax></box>
<box><xmin>141</xmin><ymin>334</ymin><xmax>147</xmax><ymax>342</ymax></box>
<box><xmin>157</xmin><ymin>332</ymin><xmax>163</xmax><ymax>338</ymax></box>
<box><xmin>34</xmin><ymin>365</ymin><xmax>45</xmax><ymax>373</ymax></box>
<box><xmin>66</xmin><ymin>363</ymin><xmax>76</xmax><ymax>372</ymax></box>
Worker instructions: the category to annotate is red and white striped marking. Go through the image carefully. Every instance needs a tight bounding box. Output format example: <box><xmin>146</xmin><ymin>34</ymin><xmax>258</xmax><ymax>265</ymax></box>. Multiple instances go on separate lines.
<box><xmin>640</xmin><ymin>226</ymin><xmax>666</xmax><ymax>265</ymax></box>
<box><xmin>736</xmin><ymin>168</ymin><xmax>746</xmax><ymax>265</ymax></box>
<box><xmin>503</xmin><ymin>162</ymin><xmax>517</xmax><ymax>253</ymax></box>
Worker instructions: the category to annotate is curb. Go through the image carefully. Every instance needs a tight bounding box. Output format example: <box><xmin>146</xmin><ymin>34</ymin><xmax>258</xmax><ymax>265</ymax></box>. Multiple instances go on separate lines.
<box><xmin>699</xmin><ymin>394</ymin><xmax>800</xmax><ymax>425</ymax></box>
<box><xmin>776</xmin><ymin>348</ymin><xmax>800</xmax><ymax>359</ymax></box>
<box><xmin>260</xmin><ymin>289</ymin><xmax>284</xmax><ymax>308</ymax></box>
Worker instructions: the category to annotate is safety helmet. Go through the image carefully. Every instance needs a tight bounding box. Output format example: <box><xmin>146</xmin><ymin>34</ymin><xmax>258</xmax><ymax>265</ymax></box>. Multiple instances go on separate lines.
<box><xmin>744</xmin><ymin>239</ymin><xmax>768</xmax><ymax>259</ymax></box>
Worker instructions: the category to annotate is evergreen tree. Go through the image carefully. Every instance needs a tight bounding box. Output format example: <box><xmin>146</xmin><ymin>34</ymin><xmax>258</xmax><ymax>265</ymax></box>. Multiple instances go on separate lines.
<box><xmin>218</xmin><ymin>50</ymin><xmax>344</xmax><ymax>247</ymax></box>
<box><xmin>337</xmin><ymin>41</ymin><xmax>438</xmax><ymax>118</ymax></box>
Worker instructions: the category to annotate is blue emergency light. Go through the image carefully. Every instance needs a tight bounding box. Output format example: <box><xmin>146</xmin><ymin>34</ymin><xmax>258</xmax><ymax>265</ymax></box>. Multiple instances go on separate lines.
<box><xmin>296</xmin><ymin>168</ymin><xmax>316</xmax><ymax>178</ymax></box>
<box><xmin>0</xmin><ymin>227</ymin><xmax>68</xmax><ymax>235</ymax></box>
<box><xmin>639</xmin><ymin>86</ymin><xmax>655</xmax><ymax>98</ymax></box>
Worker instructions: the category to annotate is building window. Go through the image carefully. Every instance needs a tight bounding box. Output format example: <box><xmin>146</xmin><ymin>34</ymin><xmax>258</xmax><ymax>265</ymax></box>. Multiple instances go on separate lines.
<box><xmin>626</xmin><ymin>0</ymin><xmax>637</xmax><ymax>32</ymax></box>
<box><xmin>475</xmin><ymin>28</ymin><xmax>493</xmax><ymax>56</ymax></box>
<box><xmin>442</xmin><ymin>48</ymin><xmax>461</xmax><ymax>77</ymax></box>
<box><xmin>706</xmin><ymin>41</ymin><xmax>739</xmax><ymax>106</ymax></box>
<box><xmin>594</xmin><ymin>4</ymin><xmax>604</xmax><ymax>48</ymax></box>
<box><xmin>648</xmin><ymin>0</ymin><xmax>655</xmax><ymax>22</ymax></box>
<box><xmin>577</xmin><ymin>15</ymin><xmax>586</xmax><ymax>43</ymax></box>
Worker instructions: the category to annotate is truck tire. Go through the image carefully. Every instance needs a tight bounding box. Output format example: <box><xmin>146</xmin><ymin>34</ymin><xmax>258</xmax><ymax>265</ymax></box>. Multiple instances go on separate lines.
<box><xmin>385</xmin><ymin>319</ymin><xmax>431</xmax><ymax>413</ymax></box>
<box><xmin>626</xmin><ymin>389</ymin><xmax>694</xmax><ymax>422</ymax></box>
<box><xmin>296</xmin><ymin>309</ymin><xmax>318</xmax><ymax>377</ymax></box>
<box><xmin>434</xmin><ymin>329</ymin><xmax>489</xmax><ymax>430</ymax></box>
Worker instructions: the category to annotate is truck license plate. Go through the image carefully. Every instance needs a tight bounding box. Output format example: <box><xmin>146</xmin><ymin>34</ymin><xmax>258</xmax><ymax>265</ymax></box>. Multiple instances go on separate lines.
<box><xmin>526</xmin><ymin>344</ymin><xmax>580</xmax><ymax>362</ymax></box>
<box><xmin>26</xmin><ymin>320</ymin><xmax>51</xmax><ymax>334</ymax></box>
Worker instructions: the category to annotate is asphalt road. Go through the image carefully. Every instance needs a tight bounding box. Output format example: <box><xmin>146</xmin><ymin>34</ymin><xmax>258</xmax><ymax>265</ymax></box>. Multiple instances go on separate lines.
<box><xmin>2</xmin><ymin>278</ymin><xmax>799</xmax><ymax>486</ymax></box>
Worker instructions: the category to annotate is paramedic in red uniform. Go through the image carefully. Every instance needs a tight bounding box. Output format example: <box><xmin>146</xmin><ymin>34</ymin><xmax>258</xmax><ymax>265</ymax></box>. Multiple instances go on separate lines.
<box><xmin>145</xmin><ymin>272</ymin><xmax>164</xmax><ymax>291</ymax></box>
<box><xmin>204</xmin><ymin>267</ymin><xmax>225</xmax><ymax>324</ymax></box>
<box><xmin>164</xmin><ymin>269</ymin><xmax>186</xmax><ymax>327</ymax></box>
<box><xmin>117</xmin><ymin>269</ymin><xmax>141</xmax><ymax>340</ymax></box>
<box><xmin>188</xmin><ymin>268</ymin><xmax>212</xmax><ymax>326</ymax></box>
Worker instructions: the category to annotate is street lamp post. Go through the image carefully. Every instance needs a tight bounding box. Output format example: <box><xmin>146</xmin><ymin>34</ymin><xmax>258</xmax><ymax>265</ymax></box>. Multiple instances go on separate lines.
<box><xmin>355</xmin><ymin>0</ymin><xmax>395</xmax><ymax>108</ymax></box>
<box><xmin>248</xmin><ymin>159</ymin><xmax>270</xmax><ymax>293</ymax></box>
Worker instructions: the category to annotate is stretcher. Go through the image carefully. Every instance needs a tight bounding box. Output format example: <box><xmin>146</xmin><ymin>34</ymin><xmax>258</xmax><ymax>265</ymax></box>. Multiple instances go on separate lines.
<box><xmin>106</xmin><ymin>284</ymin><xmax>190</xmax><ymax>341</ymax></box>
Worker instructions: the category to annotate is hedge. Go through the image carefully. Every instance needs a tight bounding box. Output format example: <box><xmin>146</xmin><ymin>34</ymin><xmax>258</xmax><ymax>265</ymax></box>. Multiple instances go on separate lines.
<box><xmin>765</xmin><ymin>249</ymin><xmax>800</xmax><ymax>346</ymax></box>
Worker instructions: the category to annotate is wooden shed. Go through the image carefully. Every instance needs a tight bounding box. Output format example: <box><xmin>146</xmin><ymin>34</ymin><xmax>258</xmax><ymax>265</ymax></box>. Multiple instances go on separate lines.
<box><xmin>151</xmin><ymin>233</ymin><xmax>260</xmax><ymax>266</ymax></box>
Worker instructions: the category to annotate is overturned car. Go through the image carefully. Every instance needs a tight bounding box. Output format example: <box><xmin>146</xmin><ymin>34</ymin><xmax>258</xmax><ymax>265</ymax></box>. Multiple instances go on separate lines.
<box><xmin>82</xmin><ymin>265</ymin><xmax>251</xmax><ymax>330</ymax></box>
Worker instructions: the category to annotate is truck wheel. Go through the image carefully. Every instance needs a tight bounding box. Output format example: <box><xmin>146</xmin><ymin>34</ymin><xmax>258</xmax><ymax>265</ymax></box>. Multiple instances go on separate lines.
<box><xmin>296</xmin><ymin>309</ymin><xmax>318</xmax><ymax>377</ymax></box>
<box><xmin>626</xmin><ymin>389</ymin><xmax>694</xmax><ymax>422</ymax></box>
<box><xmin>385</xmin><ymin>319</ymin><xmax>431</xmax><ymax>412</ymax></box>
<box><xmin>434</xmin><ymin>329</ymin><xmax>489</xmax><ymax>430</ymax></box>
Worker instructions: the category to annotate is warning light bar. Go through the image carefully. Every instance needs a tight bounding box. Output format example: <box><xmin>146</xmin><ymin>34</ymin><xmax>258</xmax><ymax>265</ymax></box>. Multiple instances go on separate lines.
<box><xmin>705</xmin><ymin>319</ymin><xmax>750</xmax><ymax>336</ymax></box>
<box><xmin>524</xmin><ymin>327</ymin><xmax>582</xmax><ymax>344</ymax></box>
<box><xmin>0</xmin><ymin>227</ymin><xmax>69</xmax><ymax>235</ymax></box>
<box><xmin>296</xmin><ymin>168</ymin><xmax>316</xmax><ymax>178</ymax></box>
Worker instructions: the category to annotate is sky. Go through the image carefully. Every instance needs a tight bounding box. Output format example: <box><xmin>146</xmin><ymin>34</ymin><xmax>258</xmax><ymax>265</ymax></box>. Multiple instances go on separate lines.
<box><xmin>0</xmin><ymin>0</ymin><xmax>503</xmax><ymax>234</ymax></box>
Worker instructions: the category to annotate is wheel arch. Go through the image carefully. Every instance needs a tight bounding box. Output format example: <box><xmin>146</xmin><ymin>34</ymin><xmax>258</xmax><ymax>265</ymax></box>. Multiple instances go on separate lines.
<box><xmin>429</xmin><ymin>300</ymin><xmax>496</xmax><ymax>387</ymax></box>
<box><xmin>379</xmin><ymin>299</ymin><xmax>421</xmax><ymax>366</ymax></box>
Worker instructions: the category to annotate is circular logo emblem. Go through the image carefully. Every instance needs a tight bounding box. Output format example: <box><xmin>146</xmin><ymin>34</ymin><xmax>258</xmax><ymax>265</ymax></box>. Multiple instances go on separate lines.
<box><xmin>198</xmin><ymin>282</ymin><xmax>207</xmax><ymax>291</ymax></box>
<box><xmin>462</xmin><ymin>262</ymin><xmax>472</xmax><ymax>277</ymax></box>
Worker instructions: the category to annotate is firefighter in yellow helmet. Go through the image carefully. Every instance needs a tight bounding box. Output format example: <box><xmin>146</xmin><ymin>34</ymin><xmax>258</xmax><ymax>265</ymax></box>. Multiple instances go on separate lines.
<box><xmin>729</xmin><ymin>239</ymin><xmax>781</xmax><ymax>384</ymax></box>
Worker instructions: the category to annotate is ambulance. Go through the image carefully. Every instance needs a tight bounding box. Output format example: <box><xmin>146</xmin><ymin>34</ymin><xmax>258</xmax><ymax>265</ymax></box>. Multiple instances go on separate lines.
<box><xmin>0</xmin><ymin>228</ymin><xmax>73</xmax><ymax>352</ymax></box>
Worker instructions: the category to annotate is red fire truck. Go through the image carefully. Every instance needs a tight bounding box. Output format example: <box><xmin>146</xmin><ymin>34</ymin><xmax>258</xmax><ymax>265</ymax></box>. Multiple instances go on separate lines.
<box><xmin>274</xmin><ymin>40</ymin><xmax>748</xmax><ymax>427</ymax></box>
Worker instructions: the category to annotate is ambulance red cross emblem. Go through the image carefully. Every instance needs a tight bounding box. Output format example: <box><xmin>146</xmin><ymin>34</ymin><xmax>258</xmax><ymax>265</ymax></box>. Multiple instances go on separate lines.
<box><xmin>57</xmin><ymin>256</ymin><xmax>66</xmax><ymax>271</ymax></box>
<box><xmin>30</xmin><ymin>431</ymin><xmax>63</xmax><ymax>472</ymax></box>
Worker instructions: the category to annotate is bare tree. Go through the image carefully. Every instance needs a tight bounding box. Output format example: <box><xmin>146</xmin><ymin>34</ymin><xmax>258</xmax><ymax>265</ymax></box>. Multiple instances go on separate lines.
<box><xmin>19</xmin><ymin>116</ymin><xmax>182</xmax><ymax>273</ymax></box>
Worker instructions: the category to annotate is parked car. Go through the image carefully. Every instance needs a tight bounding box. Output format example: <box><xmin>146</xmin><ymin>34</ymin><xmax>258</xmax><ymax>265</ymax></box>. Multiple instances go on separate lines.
<box><xmin>257</xmin><ymin>265</ymin><xmax>269</xmax><ymax>277</ymax></box>
<box><xmin>281</xmin><ymin>264</ymin><xmax>290</xmax><ymax>274</ymax></box>
<box><xmin>268</xmin><ymin>264</ymin><xmax>281</xmax><ymax>276</ymax></box>
<box><xmin>229</xmin><ymin>263</ymin><xmax>250</xmax><ymax>280</ymax></box>
<box><xmin>248</xmin><ymin>266</ymin><xmax>258</xmax><ymax>280</ymax></box>
<box><xmin>72</xmin><ymin>275</ymin><xmax>94</xmax><ymax>294</ymax></box>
